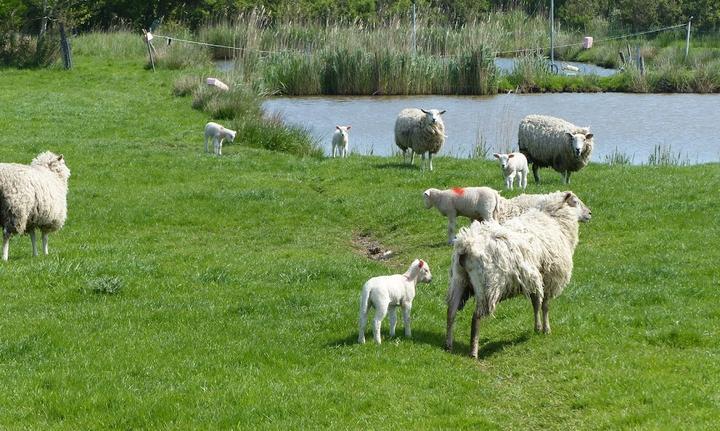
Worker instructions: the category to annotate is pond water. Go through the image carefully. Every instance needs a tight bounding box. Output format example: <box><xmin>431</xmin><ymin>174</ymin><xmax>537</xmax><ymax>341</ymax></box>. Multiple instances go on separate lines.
<box><xmin>494</xmin><ymin>58</ymin><xmax>617</xmax><ymax>76</ymax></box>
<box><xmin>262</xmin><ymin>93</ymin><xmax>720</xmax><ymax>164</ymax></box>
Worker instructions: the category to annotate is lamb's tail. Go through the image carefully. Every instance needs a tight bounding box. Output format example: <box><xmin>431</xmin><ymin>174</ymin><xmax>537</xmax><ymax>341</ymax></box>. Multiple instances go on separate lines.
<box><xmin>359</xmin><ymin>284</ymin><xmax>371</xmax><ymax>319</ymax></box>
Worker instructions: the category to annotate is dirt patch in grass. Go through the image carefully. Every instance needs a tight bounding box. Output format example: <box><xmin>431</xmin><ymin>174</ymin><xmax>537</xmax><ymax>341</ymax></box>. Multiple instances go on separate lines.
<box><xmin>352</xmin><ymin>231</ymin><xmax>395</xmax><ymax>261</ymax></box>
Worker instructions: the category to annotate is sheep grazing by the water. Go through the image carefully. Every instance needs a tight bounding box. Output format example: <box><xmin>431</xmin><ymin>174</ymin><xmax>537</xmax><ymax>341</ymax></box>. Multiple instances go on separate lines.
<box><xmin>493</xmin><ymin>152</ymin><xmax>528</xmax><ymax>191</ymax></box>
<box><xmin>0</xmin><ymin>152</ymin><xmax>71</xmax><ymax>261</ymax></box>
<box><xmin>204</xmin><ymin>121</ymin><xmax>237</xmax><ymax>156</ymax></box>
<box><xmin>331</xmin><ymin>125</ymin><xmax>351</xmax><ymax>158</ymax></box>
<box><xmin>445</xmin><ymin>192</ymin><xmax>592</xmax><ymax>357</ymax></box>
<box><xmin>394</xmin><ymin>108</ymin><xmax>446</xmax><ymax>171</ymax></box>
<box><xmin>358</xmin><ymin>259</ymin><xmax>433</xmax><ymax>344</ymax></box>
<box><xmin>423</xmin><ymin>187</ymin><xmax>501</xmax><ymax>244</ymax></box>
<box><xmin>518</xmin><ymin>114</ymin><xmax>594</xmax><ymax>184</ymax></box>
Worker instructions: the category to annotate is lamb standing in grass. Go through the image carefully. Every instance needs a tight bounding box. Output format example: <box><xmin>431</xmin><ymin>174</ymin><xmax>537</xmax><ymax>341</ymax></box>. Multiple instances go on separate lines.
<box><xmin>445</xmin><ymin>192</ymin><xmax>592</xmax><ymax>357</ymax></box>
<box><xmin>331</xmin><ymin>125</ymin><xmax>351</xmax><ymax>158</ymax></box>
<box><xmin>0</xmin><ymin>152</ymin><xmax>70</xmax><ymax>261</ymax></box>
<box><xmin>394</xmin><ymin>108</ymin><xmax>446</xmax><ymax>171</ymax></box>
<box><xmin>423</xmin><ymin>187</ymin><xmax>501</xmax><ymax>244</ymax></box>
<box><xmin>518</xmin><ymin>114</ymin><xmax>594</xmax><ymax>184</ymax></box>
<box><xmin>493</xmin><ymin>152</ymin><xmax>528</xmax><ymax>191</ymax></box>
<box><xmin>204</xmin><ymin>121</ymin><xmax>237</xmax><ymax>156</ymax></box>
<box><xmin>358</xmin><ymin>259</ymin><xmax>433</xmax><ymax>344</ymax></box>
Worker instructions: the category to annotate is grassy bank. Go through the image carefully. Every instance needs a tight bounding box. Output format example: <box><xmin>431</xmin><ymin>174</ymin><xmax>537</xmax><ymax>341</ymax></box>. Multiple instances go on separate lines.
<box><xmin>0</xmin><ymin>36</ymin><xmax>719</xmax><ymax>429</ymax></box>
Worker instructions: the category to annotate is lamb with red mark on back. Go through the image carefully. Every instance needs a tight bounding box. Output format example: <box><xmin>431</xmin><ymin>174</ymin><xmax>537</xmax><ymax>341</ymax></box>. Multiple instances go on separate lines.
<box><xmin>423</xmin><ymin>187</ymin><xmax>501</xmax><ymax>244</ymax></box>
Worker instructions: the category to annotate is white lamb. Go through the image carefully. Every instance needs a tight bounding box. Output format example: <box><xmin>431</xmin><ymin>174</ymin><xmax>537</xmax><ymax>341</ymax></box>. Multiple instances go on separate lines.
<box><xmin>518</xmin><ymin>114</ymin><xmax>594</xmax><ymax>184</ymax></box>
<box><xmin>445</xmin><ymin>192</ymin><xmax>592</xmax><ymax>358</ymax></box>
<box><xmin>204</xmin><ymin>121</ymin><xmax>237</xmax><ymax>156</ymax></box>
<box><xmin>423</xmin><ymin>187</ymin><xmax>501</xmax><ymax>244</ymax></box>
<box><xmin>358</xmin><ymin>259</ymin><xmax>433</xmax><ymax>344</ymax></box>
<box><xmin>0</xmin><ymin>152</ymin><xmax>71</xmax><ymax>261</ymax></box>
<box><xmin>394</xmin><ymin>108</ymin><xmax>446</xmax><ymax>171</ymax></box>
<box><xmin>493</xmin><ymin>152</ymin><xmax>528</xmax><ymax>191</ymax></box>
<box><xmin>331</xmin><ymin>125</ymin><xmax>351</xmax><ymax>158</ymax></box>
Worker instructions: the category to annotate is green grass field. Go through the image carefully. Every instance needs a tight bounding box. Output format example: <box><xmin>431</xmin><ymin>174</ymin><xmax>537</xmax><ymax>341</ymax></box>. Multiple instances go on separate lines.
<box><xmin>0</xmin><ymin>43</ymin><xmax>719</xmax><ymax>429</ymax></box>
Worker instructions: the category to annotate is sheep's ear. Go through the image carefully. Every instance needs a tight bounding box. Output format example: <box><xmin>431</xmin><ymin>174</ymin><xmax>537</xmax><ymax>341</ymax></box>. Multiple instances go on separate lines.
<box><xmin>566</xmin><ymin>132</ymin><xmax>574</xmax><ymax>141</ymax></box>
<box><xmin>57</xmin><ymin>154</ymin><xmax>64</xmax><ymax>161</ymax></box>
<box><xmin>420</xmin><ymin>109</ymin><xmax>429</xmax><ymax>114</ymax></box>
<box><xmin>563</xmin><ymin>192</ymin><xmax>576</xmax><ymax>206</ymax></box>
<box><xmin>418</xmin><ymin>260</ymin><xmax>424</xmax><ymax>268</ymax></box>
<box><xmin>346</xmin><ymin>125</ymin><xmax>351</xmax><ymax>130</ymax></box>
<box><xmin>336</xmin><ymin>125</ymin><xmax>340</xmax><ymax>130</ymax></box>
<box><xmin>493</xmin><ymin>153</ymin><xmax>500</xmax><ymax>158</ymax></box>
<box><xmin>438</xmin><ymin>110</ymin><xmax>446</xmax><ymax>115</ymax></box>
<box><xmin>585</xmin><ymin>133</ymin><xmax>593</xmax><ymax>140</ymax></box>
<box><xmin>508</xmin><ymin>153</ymin><xmax>515</xmax><ymax>158</ymax></box>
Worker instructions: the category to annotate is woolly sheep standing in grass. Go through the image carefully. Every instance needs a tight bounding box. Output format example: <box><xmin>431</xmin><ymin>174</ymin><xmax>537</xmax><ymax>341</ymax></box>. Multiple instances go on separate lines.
<box><xmin>493</xmin><ymin>152</ymin><xmax>528</xmax><ymax>191</ymax></box>
<box><xmin>0</xmin><ymin>151</ymin><xmax>70</xmax><ymax>261</ymax></box>
<box><xmin>394</xmin><ymin>108</ymin><xmax>446</xmax><ymax>171</ymax></box>
<box><xmin>445</xmin><ymin>192</ymin><xmax>592</xmax><ymax>357</ymax></box>
<box><xmin>204</xmin><ymin>121</ymin><xmax>237</xmax><ymax>156</ymax></box>
<box><xmin>358</xmin><ymin>259</ymin><xmax>432</xmax><ymax>344</ymax></box>
<box><xmin>518</xmin><ymin>114</ymin><xmax>594</xmax><ymax>184</ymax></box>
<box><xmin>331</xmin><ymin>125</ymin><xmax>351</xmax><ymax>158</ymax></box>
<box><xmin>423</xmin><ymin>187</ymin><xmax>501</xmax><ymax>244</ymax></box>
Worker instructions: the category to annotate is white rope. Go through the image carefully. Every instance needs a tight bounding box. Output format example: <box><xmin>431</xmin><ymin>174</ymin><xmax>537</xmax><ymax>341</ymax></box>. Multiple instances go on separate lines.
<box><xmin>151</xmin><ymin>22</ymin><xmax>688</xmax><ymax>59</ymax></box>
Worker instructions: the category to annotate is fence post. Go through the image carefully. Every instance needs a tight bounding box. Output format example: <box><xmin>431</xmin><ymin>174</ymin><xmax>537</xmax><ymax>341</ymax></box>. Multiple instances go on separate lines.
<box><xmin>59</xmin><ymin>22</ymin><xmax>72</xmax><ymax>69</ymax></box>
<box><xmin>685</xmin><ymin>17</ymin><xmax>693</xmax><ymax>60</ymax></box>
<box><xmin>550</xmin><ymin>0</ymin><xmax>555</xmax><ymax>64</ymax></box>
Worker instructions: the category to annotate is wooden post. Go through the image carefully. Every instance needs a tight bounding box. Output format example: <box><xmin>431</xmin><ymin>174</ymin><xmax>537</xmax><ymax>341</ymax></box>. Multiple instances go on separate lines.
<box><xmin>143</xmin><ymin>29</ymin><xmax>155</xmax><ymax>72</ymax></box>
<box><xmin>685</xmin><ymin>17</ymin><xmax>693</xmax><ymax>60</ymax></box>
<box><xmin>59</xmin><ymin>22</ymin><xmax>72</xmax><ymax>69</ymax></box>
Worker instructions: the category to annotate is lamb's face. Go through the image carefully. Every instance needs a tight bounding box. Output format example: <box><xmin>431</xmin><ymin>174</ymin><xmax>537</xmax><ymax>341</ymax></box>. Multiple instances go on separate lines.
<box><xmin>422</xmin><ymin>190</ymin><xmax>433</xmax><ymax>209</ymax></box>
<box><xmin>564</xmin><ymin>192</ymin><xmax>592</xmax><ymax>222</ymax></box>
<box><xmin>335</xmin><ymin>125</ymin><xmax>351</xmax><ymax>139</ymax></box>
<box><xmin>417</xmin><ymin>260</ymin><xmax>433</xmax><ymax>283</ymax></box>
<box><xmin>227</xmin><ymin>130</ymin><xmax>237</xmax><ymax>143</ymax></box>
<box><xmin>493</xmin><ymin>153</ymin><xmax>511</xmax><ymax>170</ymax></box>
<box><xmin>566</xmin><ymin>132</ymin><xmax>593</xmax><ymax>158</ymax></box>
<box><xmin>420</xmin><ymin>109</ymin><xmax>446</xmax><ymax>125</ymax></box>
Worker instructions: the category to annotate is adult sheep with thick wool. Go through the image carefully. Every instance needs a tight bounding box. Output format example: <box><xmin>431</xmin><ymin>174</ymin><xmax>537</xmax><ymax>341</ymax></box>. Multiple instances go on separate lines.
<box><xmin>518</xmin><ymin>114</ymin><xmax>594</xmax><ymax>184</ymax></box>
<box><xmin>0</xmin><ymin>151</ymin><xmax>71</xmax><ymax>261</ymax></box>
<box><xmin>394</xmin><ymin>108</ymin><xmax>446</xmax><ymax>171</ymax></box>
<box><xmin>445</xmin><ymin>191</ymin><xmax>592</xmax><ymax>358</ymax></box>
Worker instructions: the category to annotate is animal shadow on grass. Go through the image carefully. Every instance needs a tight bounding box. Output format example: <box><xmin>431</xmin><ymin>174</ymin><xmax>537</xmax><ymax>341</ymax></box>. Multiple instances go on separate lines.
<box><xmin>413</xmin><ymin>330</ymin><xmax>531</xmax><ymax>360</ymax></box>
<box><xmin>374</xmin><ymin>162</ymin><xmax>418</xmax><ymax>170</ymax></box>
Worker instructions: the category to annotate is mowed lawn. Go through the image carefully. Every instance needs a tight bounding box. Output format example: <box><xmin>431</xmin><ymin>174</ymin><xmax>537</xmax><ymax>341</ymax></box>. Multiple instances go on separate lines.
<box><xmin>0</xmin><ymin>46</ymin><xmax>719</xmax><ymax>429</ymax></box>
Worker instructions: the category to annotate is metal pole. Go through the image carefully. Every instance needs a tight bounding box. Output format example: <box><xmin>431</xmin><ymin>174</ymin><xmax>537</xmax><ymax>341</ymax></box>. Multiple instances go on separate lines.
<box><xmin>685</xmin><ymin>17</ymin><xmax>693</xmax><ymax>60</ymax></box>
<box><xmin>550</xmin><ymin>0</ymin><xmax>555</xmax><ymax>64</ymax></box>
<box><xmin>412</xmin><ymin>2</ymin><xmax>417</xmax><ymax>56</ymax></box>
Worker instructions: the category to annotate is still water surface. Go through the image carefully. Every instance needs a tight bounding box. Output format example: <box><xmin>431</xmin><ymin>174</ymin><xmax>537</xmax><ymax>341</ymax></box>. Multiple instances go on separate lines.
<box><xmin>262</xmin><ymin>93</ymin><xmax>720</xmax><ymax>164</ymax></box>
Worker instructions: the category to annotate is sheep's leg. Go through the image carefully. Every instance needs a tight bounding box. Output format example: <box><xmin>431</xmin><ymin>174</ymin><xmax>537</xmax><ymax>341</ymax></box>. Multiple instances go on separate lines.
<box><xmin>520</xmin><ymin>171</ymin><xmax>527</xmax><ymax>191</ymax></box>
<box><xmin>204</xmin><ymin>135</ymin><xmax>209</xmax><ymax>153</ymax></box>
<box><xmin>402</xmin><ymin>304</ymin><xmax>412</xmax><ymax>338</ymax></box>
<box><xmin>42</xmin><ymin>232</ymin><xmax>49</xmax><ymax>255</ymax></box>
<box><xmin>446</xmin><ymin>287</ymin><xmax>463</xmax><ymax>351</ymax></box>
<box><xmin>388</xmin><ymin>305</ymin><xmax>398</xmax><ymax>337</ymax></box>
<box><xmin>29</xmin><ymin>230</ymin><xmax>38</xmax><ymax>257</ymax></box>
<box><xmin>532</xmin><ymin>163</ymin><xmax>541</xmax><ymax>183</ymax></box>
<box><xmin>469</xmin><ymin>306</ymin><xmax>482</xmax><ymax>358</ymax></box>
<box><xmin>373</xmin><ymin>303</ymin><xmax>389</xmax><ymax>344</ymax></box>
<box><xmin>410</xmin><ymin>151</ymin><xmax>415</xmax><ymax>165</ymax></box>
<box><xmin>564</xmin><ymin>171</ymin><xmax>571</xmax><ymax>185</ymax></box>
<box><xmin>428</xmin><ymin>152</ymin><xmax>434</xmax><ymax>171</ymax></box>
<box><xmin>542</xmin><ymin>298</ymin><xmax>552</xmax><ymax>334</ymax></box>
<box><xmin>530</xmin><ymin>293</ymin><xmax>542</xmax><ymax>333</ymax></box>
<box><xmin>2</xmin><ymin>230</ymin><xmax>10</xmax><ymax>261</ymax></box>
<box><xmin>358</xmin><ymin>306</ymin><xmax>369</xmax><ymax>344</ymax></box>
<box><xmin>447</xmin><ymin>214</ymin><xmax>457</xmax><ymax>244</ymax></box>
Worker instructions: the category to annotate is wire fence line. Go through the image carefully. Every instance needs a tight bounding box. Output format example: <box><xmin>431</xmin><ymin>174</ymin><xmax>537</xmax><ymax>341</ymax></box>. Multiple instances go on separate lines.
<box><xmin>151</xmin><ymin>22</ymin><xmax>688</xmax><ymax>59</ymax></box>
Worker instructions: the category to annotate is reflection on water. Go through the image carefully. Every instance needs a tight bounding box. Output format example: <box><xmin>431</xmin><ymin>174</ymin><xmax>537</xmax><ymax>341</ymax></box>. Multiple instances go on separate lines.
<box><xmin>262</xmin><ymin>93</ymin><xmax>720</xmax><ymax>164</ymax></box>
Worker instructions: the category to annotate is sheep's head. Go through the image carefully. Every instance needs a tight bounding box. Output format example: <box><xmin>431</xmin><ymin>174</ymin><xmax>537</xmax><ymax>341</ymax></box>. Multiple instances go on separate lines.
<box><xmin>493</xmin><ymin>152</ymin><xmax>515</xmax><ymax>170</ymax></box>
<box><xmin>422</xmin><ymin>189</ymin><xmax>435</xmax><ymax>209</ymax></box>
<box><xmin>566</xmin><ymin>132</ymin><xmax>593</xmax><ymax>158</ymax></box>
<box><xmin>412</xmin><ymin>259</ymin><xmax>433</xmax><ymax>283</ymax></box>
<box><xmin>420</xmin><ymin>109</ymin><xmax>446</xmax><ymax>126</ymax></box>
<box><xmin>226</xmin><ymin>129</ymin><xmax>237</xmax><ymax>143</ymax></box>
<box><xmin>32</xmin><ymin>151</ymin><xmax>71</xmax><ymax>181</ymax></box>
<box><xmin>335</xmin><ymin>125</ymin><xmax>351</xmax><ymax>139</ymax></box>
<box><xmin>563</xmin><ymin>191</ymin><xmax>592</xmax><ymax>222</ymax></box>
